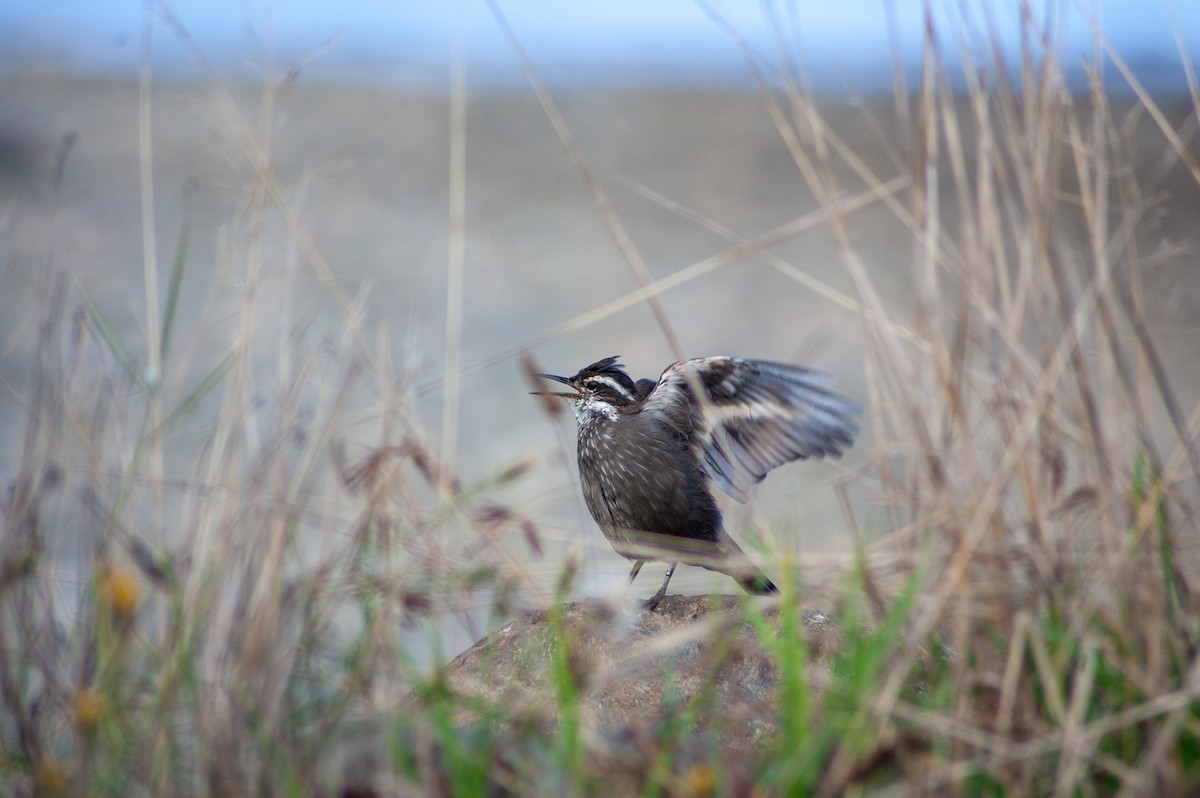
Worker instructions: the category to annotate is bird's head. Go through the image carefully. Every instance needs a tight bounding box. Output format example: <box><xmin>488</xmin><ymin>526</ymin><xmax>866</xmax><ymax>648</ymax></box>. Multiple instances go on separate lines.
<box><xmin>535</xmin><ymin>356</ymin><xmax>639</xmax><ymax>424</ymax></box>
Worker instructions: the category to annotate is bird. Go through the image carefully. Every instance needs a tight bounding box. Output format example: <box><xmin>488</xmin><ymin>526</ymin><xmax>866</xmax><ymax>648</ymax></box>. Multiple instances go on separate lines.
<box><xmin>537</xmin><ymin>355</ymin><xmax>861</xmax><ymax>609</ymax></box>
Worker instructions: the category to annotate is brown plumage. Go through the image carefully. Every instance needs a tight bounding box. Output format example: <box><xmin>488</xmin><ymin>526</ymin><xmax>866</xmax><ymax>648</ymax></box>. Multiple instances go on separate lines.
<box><xmin>538</xmin><ymin>356</ymin><xmax>861</xmax><ymax>609</ymax></box>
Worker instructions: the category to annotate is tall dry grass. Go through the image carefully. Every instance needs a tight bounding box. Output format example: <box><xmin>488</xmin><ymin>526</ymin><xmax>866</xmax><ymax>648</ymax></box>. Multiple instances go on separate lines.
<box><xmin>746</xmin><ymin>5</ymin><xmax>1200</xmax><ymax>793</ymax></box>
<box><xmin>0</xmin><ymin>69</ymin><xmax>541</xmax><ymax>796</ymax></box>
<box><xmin>2</xmin><ymin>2</ymin><xmax>1199</xmax><ymax>796</ymax></box>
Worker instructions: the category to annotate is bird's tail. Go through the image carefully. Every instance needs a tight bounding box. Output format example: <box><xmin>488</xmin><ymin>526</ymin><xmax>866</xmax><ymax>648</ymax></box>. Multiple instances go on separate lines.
<box><xmin>717</xmin><ymin>532</ymin><xmax>778</xmax><ymax>596</ymax></box>
<box><xmin>614</xmin><ymin>528</ymin><xmax>778</xmax><ymax>595</ymax></box>
<box><xmin>736</xmin><ymin>570</ymin><xmax>778</xmax><ymax>595</ymax></box>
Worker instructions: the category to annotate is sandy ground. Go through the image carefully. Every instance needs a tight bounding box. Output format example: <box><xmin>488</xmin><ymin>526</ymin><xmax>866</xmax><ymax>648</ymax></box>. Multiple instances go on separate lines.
<box><xmin>2</xmin><ymin>73</ymin><xmax>1197</xmax><ymax>629</ymax></box>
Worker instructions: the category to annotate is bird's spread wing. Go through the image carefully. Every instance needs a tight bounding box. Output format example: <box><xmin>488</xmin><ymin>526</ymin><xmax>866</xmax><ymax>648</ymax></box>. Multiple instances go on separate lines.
<box><xmin>641</xmin><ymin>357</ymin><xmax>861</xmax><ymax>502</ymax></box>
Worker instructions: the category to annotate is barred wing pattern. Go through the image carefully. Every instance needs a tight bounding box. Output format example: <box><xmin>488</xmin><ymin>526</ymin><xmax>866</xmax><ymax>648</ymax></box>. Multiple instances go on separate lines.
<box><xmin>641</xmin><ymin>357</ymin><xmax>861</xmax><ymax>502</ymax></box>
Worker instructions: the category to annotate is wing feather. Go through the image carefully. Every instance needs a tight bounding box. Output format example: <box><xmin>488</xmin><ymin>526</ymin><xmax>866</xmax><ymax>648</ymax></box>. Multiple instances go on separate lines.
<box><xmin>641</xmin><ymin>357</ymin><xmax>861</xmax><ymax>502</ymax></box>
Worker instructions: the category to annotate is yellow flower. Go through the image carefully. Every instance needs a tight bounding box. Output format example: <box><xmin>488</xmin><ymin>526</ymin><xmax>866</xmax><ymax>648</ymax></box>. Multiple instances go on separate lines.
<box><xmin>101</xmin><ymin>567</ymin><xmax>140</xmax><ymax>620</ymax></box>
<box><xmin>74</xmin><ymin>687</ymin><xmax>106</xmax><ymax>730</ymax></box>
<box><xmin>34</xmin><ymin>757</ymin><xmax>69</xmax><ymax>792</ymax></box>
<box><xmin>681</xmin><ymin>763</ymin><xmax>716</xmax><ymax>796</ymax></box>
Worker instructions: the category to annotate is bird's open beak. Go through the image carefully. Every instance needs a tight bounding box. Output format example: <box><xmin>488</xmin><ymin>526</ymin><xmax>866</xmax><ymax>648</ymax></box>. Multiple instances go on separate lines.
<box><xmin>530</xmin><ymin>373</ymin><xmax>580</xmax><ymax>399</ymax></box>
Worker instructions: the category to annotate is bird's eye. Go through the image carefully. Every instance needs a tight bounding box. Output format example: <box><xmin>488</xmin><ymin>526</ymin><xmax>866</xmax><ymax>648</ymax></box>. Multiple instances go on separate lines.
<box><xmin>583</xmin><ymin>375</ymin><xmax>634</xmax><ymax>401</ymax></box>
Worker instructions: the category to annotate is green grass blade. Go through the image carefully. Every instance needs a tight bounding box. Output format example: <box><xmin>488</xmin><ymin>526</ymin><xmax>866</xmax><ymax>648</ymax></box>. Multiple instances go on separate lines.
<box><xmin>157</xmin><ymin>353</ymin><xmax>233</xmax><ymax>433</ymax></box>
<box><xmin>85</xmin><ymin>295</ymin><xmax>141</xmax><ymax>386</ymax></box>
<box><xmin>159</xmin><ymin>213</ymin><xmax>191</xmax><ymax>366</ymax></box>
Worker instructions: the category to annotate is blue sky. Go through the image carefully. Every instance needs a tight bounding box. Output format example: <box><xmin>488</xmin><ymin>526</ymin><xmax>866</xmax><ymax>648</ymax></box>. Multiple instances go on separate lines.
<box><xmin>2</xmin><ymin>1</ymin><xmax>1197</xmax><ymax>92</ymax></box>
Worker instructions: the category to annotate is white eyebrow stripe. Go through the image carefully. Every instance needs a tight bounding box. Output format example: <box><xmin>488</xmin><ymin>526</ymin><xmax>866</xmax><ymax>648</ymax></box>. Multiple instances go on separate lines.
<box><xmin>584</xmin><ymin>375</ymin><xmax>633</xmax><ymax>400</ymax></box>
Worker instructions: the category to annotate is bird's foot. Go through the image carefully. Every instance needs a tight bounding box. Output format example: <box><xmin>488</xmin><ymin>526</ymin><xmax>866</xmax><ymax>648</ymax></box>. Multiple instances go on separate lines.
<box><xmin>640</xmin><ymin>562</ymin><xmax>677</xmax><ymax>611</ymax></box>
<box><xmin>643</xmin><ymin>591</ymin><xmax>670</xmax><ymax>612</ymax></box>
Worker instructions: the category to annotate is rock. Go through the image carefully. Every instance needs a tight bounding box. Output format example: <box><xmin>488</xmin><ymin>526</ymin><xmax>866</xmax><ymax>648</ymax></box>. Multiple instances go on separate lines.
<box><xmin>321</xmin><ymin>596</ymin><xmax>844</xmax><ymax>796</ymax></box>
<box><xmin>376</xmin><ymin>594</ymin><xmax>842</xmax><ymax>795</ymax></box>
<box><xmin>437</xmin><ymin>594</ymin><xmax>838</xmax><ymax>744</ymax></box>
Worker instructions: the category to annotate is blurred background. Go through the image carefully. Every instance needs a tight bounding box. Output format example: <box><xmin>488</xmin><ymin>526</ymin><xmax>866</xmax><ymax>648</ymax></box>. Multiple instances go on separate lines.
<box><xmin>4</xmin><ymin>1</ymin><xmax>1199</xmax><ymax>91</ymax></box>
<box><xmin>2</xmin><ymin>2</ymin><xmax>1198</xmax><ymax>657</ymax></box>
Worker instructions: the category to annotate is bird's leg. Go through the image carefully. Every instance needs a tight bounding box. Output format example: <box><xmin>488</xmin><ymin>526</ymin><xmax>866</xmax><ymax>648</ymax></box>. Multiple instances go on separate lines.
<box><xmin>644</xmin><ymin>562</ymin><xmax>678</xmax><ymax>611</ymax></box>
<box><xmin>627</xmin><ymin>560</ymin><xmax>645</xmax><ymax>585</ymax></box>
